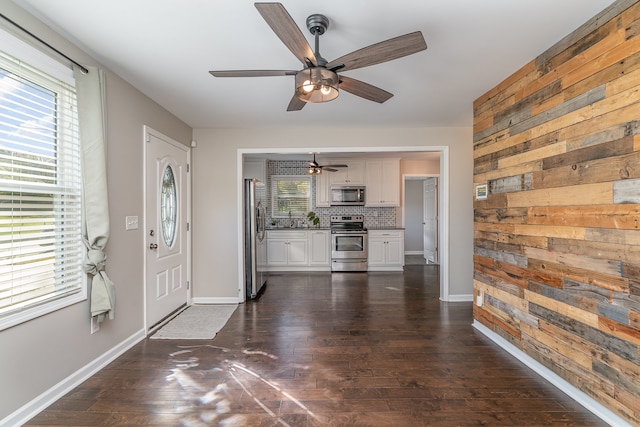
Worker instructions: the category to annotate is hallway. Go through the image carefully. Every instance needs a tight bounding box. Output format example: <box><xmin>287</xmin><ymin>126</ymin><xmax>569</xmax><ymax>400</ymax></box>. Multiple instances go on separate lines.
<box><xmin>25</xmin><ymin>266</ymin><xmax>604</xmax><ymax>426</ymax></box>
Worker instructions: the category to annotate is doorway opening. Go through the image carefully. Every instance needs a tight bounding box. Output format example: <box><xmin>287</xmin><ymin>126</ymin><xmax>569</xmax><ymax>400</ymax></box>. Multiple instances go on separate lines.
<box><xmin>403</xmin><ymin>176</ymin><xmax>439</xmax><ymax>265</ymax></box>
<box><xmin>238</xmin><ymin>146</ymin><xmax>451</xmax><ymax>301</ymax></box>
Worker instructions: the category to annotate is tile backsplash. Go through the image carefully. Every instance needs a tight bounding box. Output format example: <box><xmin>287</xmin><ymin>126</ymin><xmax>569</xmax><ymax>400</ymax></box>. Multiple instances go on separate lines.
<box><xmin>265</xmin><ymin>160</ymin><xmax>396</xmax><ymax>228</ymax></box>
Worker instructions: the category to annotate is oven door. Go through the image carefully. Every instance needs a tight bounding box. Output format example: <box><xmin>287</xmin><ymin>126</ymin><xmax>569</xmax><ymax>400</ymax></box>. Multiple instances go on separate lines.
<box><xmin>331</xmin><ymin>232</ymin><xmax>368</xmax><ymax>259</ymax></box>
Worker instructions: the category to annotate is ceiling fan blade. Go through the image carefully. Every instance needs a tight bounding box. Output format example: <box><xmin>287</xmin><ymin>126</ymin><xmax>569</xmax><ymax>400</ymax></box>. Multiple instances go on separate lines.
<box><xmin>326</xmin><ymin>31</ymin><xmax>427</xmax><ymax>72</ymax></box>
<box><xmin>255</xmin><ymin>3</ymin><xmax>317</xmax><ymax>66</ymax></box>
<box><xmin>287</xmin><ymin>95</ymin><xmax>306</xmax><ymax>111</ymax></box>
<box><xmin>322</xmin><ymin>167</ymin><xmax>338</xmax><ymax>172</ymax></box>
<box><xmin>322</xmin><ymin>164</ymin><xmax>348</xmax><ymax>168</ymax></box>
<box><xmin>339</xmin><ymin>76</ymin><xmax>393</xmax><ymax>103</ymax></box>
<box><xmin>209</xmin><ymin>70</ymin><xmax>298</xmax><ymax>77</ymax></box>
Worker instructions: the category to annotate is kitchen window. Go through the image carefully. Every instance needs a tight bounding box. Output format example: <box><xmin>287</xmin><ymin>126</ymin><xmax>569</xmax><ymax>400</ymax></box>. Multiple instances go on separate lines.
<box><xmin>271</xmin><ymin>175</ymin><xmax>311</xmax><ymax>217</ymax></box>
<box><xmin>0</xmin><ymin>33</ymin><xmax>85</xmax><ymax>330</ymax></box>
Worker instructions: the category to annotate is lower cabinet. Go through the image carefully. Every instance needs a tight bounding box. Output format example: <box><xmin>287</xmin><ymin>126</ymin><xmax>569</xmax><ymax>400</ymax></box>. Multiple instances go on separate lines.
<box><xmin>368</xmin><ymin>230</ymin><xmax>404</xmax><ymax>271</ymax></box>
<box><xmin>266</xmin><ymin>229</ymin><xmax>404</xmax><ymax>272</ymax></box>
<box><xmin>308</xmin><ymin>230</ymin><xmax>330</xmax><ymax>266</ymax></box>
<box><xmin>266</xmin><ymin>229</ymin><xmax>330</xmax><ymax>271</ymax></box>
<box><xmin>266</xmin><ymin>231</ymin><xmax>308</xmax><ymax>267</ymax></box>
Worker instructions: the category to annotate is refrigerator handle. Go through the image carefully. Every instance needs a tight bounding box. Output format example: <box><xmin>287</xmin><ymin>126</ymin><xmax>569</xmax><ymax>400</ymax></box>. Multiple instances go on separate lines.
<box><xmin>257</xmin><ymin>205</ymin><xmax>266</xmax><ymax>242</ymax></box>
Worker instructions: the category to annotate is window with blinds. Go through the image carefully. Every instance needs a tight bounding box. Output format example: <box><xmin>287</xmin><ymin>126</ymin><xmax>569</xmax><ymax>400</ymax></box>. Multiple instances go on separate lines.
<box><xmin>271</xmin><ymin>175</ymin><xmax>311</xmax><ymax>217</ymax></box>
<box><xmin>0</xmin><ymin>48</ymin><xmax>84</xmax><ymax>330</ymax></box>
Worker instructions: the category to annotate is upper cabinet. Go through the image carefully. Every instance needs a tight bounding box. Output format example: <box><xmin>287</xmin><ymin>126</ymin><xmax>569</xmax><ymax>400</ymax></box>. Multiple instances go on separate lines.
<box><xmin>315</xmin><ymin>174</ymin><xmax>330</xmax><ymax>207</ymax></box>
<box><xmin>328</xmin><ymin>160</ymin><xmax>365</xmax><ymax>185</ymax></box>
<box><xmin>365</xmin><ymin>158</ymin><xmax>400</xmax><ymax>207</ymax></box>
<box><xmin>243</xmin><ymin>158</ymin><xmax>267</xmax><ymax>183</ymax></box>
<box><xmin>315</xmin><ymin>157</ymin><xmax>401</xmax><ymax>208</ymax></box>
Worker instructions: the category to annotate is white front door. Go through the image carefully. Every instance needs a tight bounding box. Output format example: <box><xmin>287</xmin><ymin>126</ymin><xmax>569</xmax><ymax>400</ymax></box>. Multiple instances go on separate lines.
<box><xmin>145</xmin><ymin>127</ymin><xmax>190</xmax><ymax>330</ymax></box>
<box><xmin>423</xmin><ymin>177</ymin><xmax>438</xmax><ymax>264</ymax></box>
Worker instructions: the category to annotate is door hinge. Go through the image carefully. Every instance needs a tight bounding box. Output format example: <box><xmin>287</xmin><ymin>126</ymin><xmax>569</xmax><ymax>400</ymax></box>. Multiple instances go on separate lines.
<box><xmin>187</xmin><ymin>163</ymin><xmax>190</xmax><ymax>172</ymax></box>
<box><xmin>186</xmin><ymin>222</ymin><xmax>190</xmax><ymax>231</ymax></box>
<box><xmin>187</xmin><ymin>281</ymin><xmax>190</xmax><ymax>290</ymax></box>
<box><xmin>145</xmin><ymin>134</ymin><xmax>151</xmax><ymax>143</ymax></box>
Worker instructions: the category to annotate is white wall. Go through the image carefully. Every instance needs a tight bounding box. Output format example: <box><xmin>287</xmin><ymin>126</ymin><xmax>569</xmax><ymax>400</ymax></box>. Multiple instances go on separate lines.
<box><xmin>191</xmin><ymin>127</ymin><xmax>473</xmax><ymax>299</ymax></box>
<box><xmin>0</xmin><ymin>3</ymin><xmax>192</xmax><ymax>422</ymax></box>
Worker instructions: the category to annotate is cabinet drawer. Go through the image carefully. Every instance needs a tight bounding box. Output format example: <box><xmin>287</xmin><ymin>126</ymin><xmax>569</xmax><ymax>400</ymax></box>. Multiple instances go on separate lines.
<box><xmin>369</xmin><ymin>230</ymin><xmax>403</xmax><ymax>238</ymax></box>
<box><xmin>266</xmin><ymin>230</ymin><xmax>307</xmax><ymax>239</ymax></box>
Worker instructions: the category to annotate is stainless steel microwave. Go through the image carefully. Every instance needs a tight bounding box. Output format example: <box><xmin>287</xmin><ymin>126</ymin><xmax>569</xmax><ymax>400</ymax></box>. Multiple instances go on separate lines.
<box><xmin>330</xmin><ymin>186</ymin><xmax>365</xmax><ymax>206</ymax></box>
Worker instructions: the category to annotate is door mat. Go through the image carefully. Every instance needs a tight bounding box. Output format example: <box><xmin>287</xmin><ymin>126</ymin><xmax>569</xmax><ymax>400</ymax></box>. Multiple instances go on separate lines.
<box><xmin>150</xmin><ymin>304</ymin><xmax>237</xmax><ymax>339</ymax></box>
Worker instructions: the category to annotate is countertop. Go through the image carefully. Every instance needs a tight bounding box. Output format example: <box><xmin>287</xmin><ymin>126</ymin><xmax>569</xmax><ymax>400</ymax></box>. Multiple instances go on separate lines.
<box><xmin>366</xmin><ymin>227</ymin><xmax>405</xmax><ymax>230</ymax></box>
<box><xmin>266</xmin><ymin>227</ymin><xmax>331</xmax><ymax>230</ymax></box>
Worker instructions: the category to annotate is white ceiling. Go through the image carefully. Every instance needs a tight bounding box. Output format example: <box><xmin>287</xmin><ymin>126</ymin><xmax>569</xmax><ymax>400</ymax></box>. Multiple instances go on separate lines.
<box><xmin>14</xmin><ymin>0</ymin><xmax>613</xmax><ymax>130</ymax></box>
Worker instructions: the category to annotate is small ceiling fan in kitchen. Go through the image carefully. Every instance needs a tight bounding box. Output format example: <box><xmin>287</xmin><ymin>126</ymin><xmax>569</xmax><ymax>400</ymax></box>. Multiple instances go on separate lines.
<box><xmin>307</xmin><ymin>153</ymin><xmax>346</xmax><ymax>175</ymax></box>
<box><xmin>209</xmin><ymin>2</ymin><xmax>427</xmax><ymax>111</ymax></box>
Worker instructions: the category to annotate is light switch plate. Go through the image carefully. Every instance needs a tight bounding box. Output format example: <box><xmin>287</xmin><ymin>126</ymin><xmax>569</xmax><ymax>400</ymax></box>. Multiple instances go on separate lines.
<box><xmin>125</xmin><ymin>216</ymin><xmax>139</xmax><ymax>230</ymax></box>
<box><xmin>90</xmin><ymin>316</ymin><xmax>100</xmax><ymax>334</ymax></box>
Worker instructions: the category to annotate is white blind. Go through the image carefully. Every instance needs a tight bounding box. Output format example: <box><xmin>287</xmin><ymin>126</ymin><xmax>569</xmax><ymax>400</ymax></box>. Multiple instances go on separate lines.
<box><xmin>0</xmin><ymin>49</ymin><xmax>83</xmax><ymax>323</ymax></box>
<box><xmin>271</xmin><ymin>175</ymin><xmax>311</xmax><ymax>216</ymax></box>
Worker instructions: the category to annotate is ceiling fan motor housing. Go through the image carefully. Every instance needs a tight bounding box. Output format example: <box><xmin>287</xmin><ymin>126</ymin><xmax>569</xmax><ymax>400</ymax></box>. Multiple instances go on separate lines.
<box><xmin>306</xmin><ymin>14</ymin><xmax>329</xmax><ymax>35</ymax></box>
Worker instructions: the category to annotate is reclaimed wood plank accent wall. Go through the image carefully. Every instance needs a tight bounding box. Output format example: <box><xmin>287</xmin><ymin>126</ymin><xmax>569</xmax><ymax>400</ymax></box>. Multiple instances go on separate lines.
<box><xmin>473</xmin><ymin>0</ymin><xmax>640</xmax><ymax>424</ymax></box>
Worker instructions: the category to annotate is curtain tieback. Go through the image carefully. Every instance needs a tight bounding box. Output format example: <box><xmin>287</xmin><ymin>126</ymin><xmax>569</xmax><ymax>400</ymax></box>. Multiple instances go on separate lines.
<box><xmin>84</xmin><ymin>249</ymin><xmax>107</xmax><ymax>275</ymax></box>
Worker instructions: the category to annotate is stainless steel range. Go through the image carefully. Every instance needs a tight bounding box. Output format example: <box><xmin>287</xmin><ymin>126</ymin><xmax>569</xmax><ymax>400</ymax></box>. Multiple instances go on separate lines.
<box><xmin>330</xmin><ymin>215</ymin><xmax>368</xmax><ymax>272</ymax></box>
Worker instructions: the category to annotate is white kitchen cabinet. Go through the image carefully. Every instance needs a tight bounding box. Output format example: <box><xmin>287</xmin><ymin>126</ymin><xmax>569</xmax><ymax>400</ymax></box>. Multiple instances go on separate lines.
<box><xmin>365</xmin><ymin>158</ymin><xmax>400</xmax><ymax>206</ymax></box>
<box><xmin>308</xmin><ymin>230</ymin><xmax>330</xmax><ymax>266</ymax></box>
<box><xmin>266</xmin><ymin>230</ymin><xmax>331</xmax><ymax>271</ymax></box>
<box><xmin>315</xmin><ymin>173</ymin><xmax>330</xmax><ymax>207</ymax></box>
<box><xmin>368</xmin><ymin>230</ymin><xmax>404</xmax><ymax>271</ymax></box>
<box><xmin>243</xmin><ymin>158</ymin><xmax>267</xmax><ymax>182</ymax></box>
<box><xmin>266</xmin><ymin>231</ymin><xmax>308</xmax><ymax>267</ymax></box>
<box><xmin>328</xmin><ymin>159</ymin><xmax>365</xmax><ymax>185</ymax></box>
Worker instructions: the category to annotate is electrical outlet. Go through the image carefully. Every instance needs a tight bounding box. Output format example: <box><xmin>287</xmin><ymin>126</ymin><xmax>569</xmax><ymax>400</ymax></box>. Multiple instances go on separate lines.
<box><xmin>90</xmin><ymin>316</ymin><xmax>100</xmax><ymax>334</ymax></box>
<box><xmin>476</xmin><ymin>292</ymin><xmax>484</xmax><ymax>307</ymax></box>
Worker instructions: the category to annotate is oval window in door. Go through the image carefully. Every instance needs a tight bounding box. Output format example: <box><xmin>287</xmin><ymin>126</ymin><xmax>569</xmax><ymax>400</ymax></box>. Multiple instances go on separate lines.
<box><xmin>161</xmin><ymin>165</ymin><xmax>177</xmax><ymax>247</ymax></box>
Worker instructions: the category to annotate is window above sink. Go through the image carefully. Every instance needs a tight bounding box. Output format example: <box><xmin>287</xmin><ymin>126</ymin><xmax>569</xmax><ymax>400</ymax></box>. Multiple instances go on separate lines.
<box><xmin>271</xmin><ymin>175</ymin><xmax>311</xmax><ymax>217</ymax></box>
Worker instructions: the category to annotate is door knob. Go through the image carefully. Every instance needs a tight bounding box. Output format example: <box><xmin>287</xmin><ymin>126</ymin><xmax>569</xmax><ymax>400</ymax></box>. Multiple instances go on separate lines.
<box><xmin>149</xmin><ymin>243</ymin><xmax>158</xmax><ymax>250</ymax></box>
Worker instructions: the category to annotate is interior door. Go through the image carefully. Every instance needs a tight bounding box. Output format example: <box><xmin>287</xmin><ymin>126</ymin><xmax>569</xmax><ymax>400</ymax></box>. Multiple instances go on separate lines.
<box><xmin>145</xmin><ymin>127</ymin><xmax>190</xmax><ymax>330</ymax></box>
<box><xmin>423</xmin><ymin>177</ymin><xmax>438</xmax><ymax>264</ymax></box>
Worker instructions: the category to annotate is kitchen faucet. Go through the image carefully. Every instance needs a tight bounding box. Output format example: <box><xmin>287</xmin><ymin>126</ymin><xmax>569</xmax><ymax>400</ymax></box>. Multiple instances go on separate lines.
<box><xmin>289</xmin><ymin>211</ymin><xmax>294</xmax><ymax>228</ymax></box>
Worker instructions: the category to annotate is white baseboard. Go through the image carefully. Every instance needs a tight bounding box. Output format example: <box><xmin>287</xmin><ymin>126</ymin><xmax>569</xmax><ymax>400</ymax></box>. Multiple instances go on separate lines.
<box><xmin>442</xmin><ymin>293</ymin><xmax>473</xmax><ymax>302</ymax></box>
<box><xmin>472</xmin><ymin>321</ymin><xmax>631</xmax><ymax>427</ymax></box>
<box><xmin>1</xmin><ymin>328</ymin><xmax>146</xmax><ymax>427</ymax></box>
<box><xmin>191</xmin><ymin>297</ymin><xmax>242</xmax><ymax>304</ymax></box>
<box><xmin>404</xmin><ymin>251</ymin><xmax>424</xmax><ymax>255</ymax></box>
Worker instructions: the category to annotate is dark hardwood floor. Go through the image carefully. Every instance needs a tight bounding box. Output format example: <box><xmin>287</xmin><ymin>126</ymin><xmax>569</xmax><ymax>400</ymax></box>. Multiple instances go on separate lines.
<box><xmin>25</xmin><ymin>265</ymin><xmax>606</xmax><ymax>426</ymax></box>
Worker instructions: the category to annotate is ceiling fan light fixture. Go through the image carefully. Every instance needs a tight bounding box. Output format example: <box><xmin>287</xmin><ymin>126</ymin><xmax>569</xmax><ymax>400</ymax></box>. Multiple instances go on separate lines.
<box><xmin>307</xmin><ymin>166</ymin><xmax>322</xmax><ymax>175</ymax></box>
<box><xmin>295</xmin><ymin>68</ymin><xmax>339</xmax><ymax>103</ymax></box>
<box><xmin>302</xmin><ymin>80</ymin><xmax>314</xmax><ymax>92</ymax></box>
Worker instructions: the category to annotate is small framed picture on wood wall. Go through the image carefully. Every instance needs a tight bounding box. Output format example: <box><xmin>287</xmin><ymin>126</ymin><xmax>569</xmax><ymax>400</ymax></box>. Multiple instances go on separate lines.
<box><xmin>475</xmin><ymin>183</ymin><xmax>488</xmax><ymax>200</ymax></box>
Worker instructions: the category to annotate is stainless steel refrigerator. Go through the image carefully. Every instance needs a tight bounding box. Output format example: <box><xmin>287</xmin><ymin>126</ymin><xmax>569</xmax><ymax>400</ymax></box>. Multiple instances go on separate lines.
<box><xmin>244</xmin><ymin>178</ymin><xmax>267</xmax><ymax>299</ymax></box>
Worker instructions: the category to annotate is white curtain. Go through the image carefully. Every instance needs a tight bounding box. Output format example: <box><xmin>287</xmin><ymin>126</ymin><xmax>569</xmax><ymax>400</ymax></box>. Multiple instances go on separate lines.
<box><xmin>73</xmin><ymin>65</ymin><xmax>115</xmax><ymax>322</ymax></box>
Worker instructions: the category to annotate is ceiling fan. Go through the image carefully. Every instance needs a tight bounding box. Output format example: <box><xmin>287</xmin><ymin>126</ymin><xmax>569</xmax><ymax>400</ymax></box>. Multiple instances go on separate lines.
<box><xmin>209</xmin><ymin>2</ymin><xmax>427</xmax><ymax>111</ymax></box>
<box><xmin>307</xmin><ymin>153</ymin><xmax>346</xmax><ymax>174</ymax></box>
